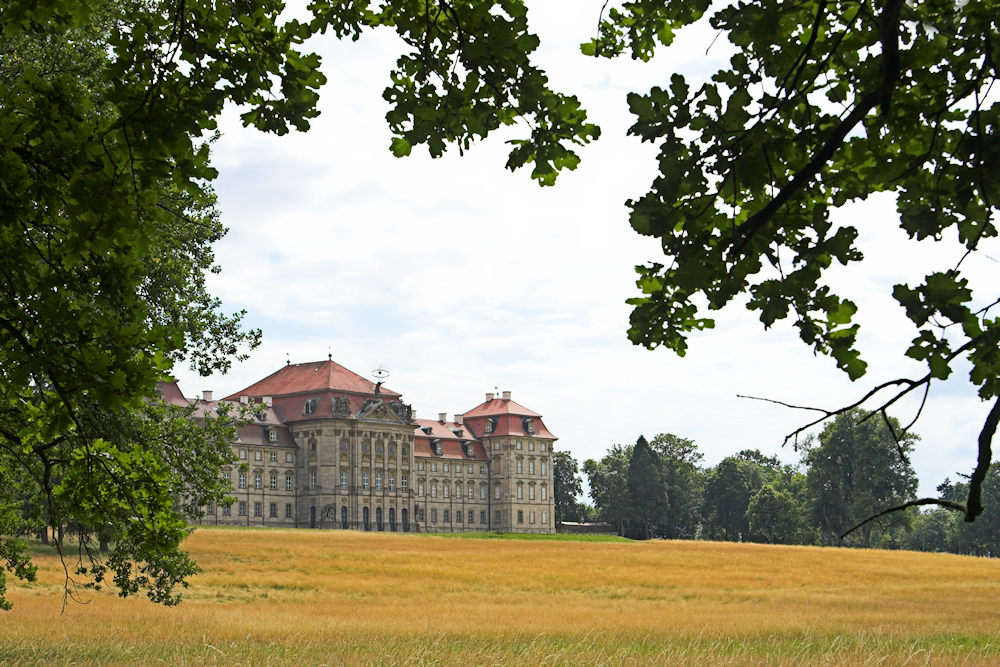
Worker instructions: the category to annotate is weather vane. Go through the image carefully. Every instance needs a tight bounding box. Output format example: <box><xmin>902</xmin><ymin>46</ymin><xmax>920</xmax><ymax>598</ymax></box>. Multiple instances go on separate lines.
<box><xmin>372</xmin><ymin>365</ymin><xmax>389</xmax><ymax>395</ymax></box>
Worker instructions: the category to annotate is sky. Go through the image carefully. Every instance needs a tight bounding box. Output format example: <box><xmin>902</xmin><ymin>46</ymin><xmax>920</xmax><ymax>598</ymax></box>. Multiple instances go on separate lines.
<box><xmin>173</xmin><ymin>1</ymin><xmax>999</xmax><ymax>497</ymax></box>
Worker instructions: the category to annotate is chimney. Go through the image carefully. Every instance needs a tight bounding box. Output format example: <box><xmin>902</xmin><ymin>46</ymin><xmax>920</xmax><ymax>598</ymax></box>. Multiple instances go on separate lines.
<box><xmin>438</xmin><ymin>412</ymin><xmax>447</xmax><ymax>423</ymax></box>
<box><xmin>456</xmin><ymin>415</ymin><xmax>464</xmax><ymax>425</ymax></box>
<box><xmin>202</xmin><ymin>390</ymin><xmax>213</xmax><ymax>402</ymax></box>
<box><xmin>240</xmin><ymin>395</ymin><xmax>249</xmax><ymax>405</ymax></box>
<box><xmin>486</xmin><ymin>392</ymin><xmax>494</xmax><ymax>401</ymax></box>
<box><xmin>263</xmin><ymin>396</ymin><xmax>273</xmax><ymax>407</ymax></box>
<box><xmin>412</xmin><ymin>409</ymin><xmax>417</xmax><ymax>420</ymax></box>
<box><xmin>502</xmin><ymin>390</ymin><xmax>511</xmax><ymax>400</ymax></box>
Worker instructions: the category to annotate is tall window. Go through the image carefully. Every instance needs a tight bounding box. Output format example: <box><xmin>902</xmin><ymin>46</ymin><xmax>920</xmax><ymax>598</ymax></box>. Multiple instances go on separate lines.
<box><xmin>517</xmin><ymin>510</ymin><xmax>523</xmax><ymax>524</ymax></box>
<box><xmin>285</xmin><ymin>503</ymin><xmax>293</xmax><ymax>518</ymax></box>
<box><xmin>239</xmin><ymin>472</ymin><xmax>246</xmax><ymax>489</ymax></box>
<box><xmin>375</xmin><ymin>472</ymin><xmax>383</xmax><ymax>492</ymax></box>
<box><xmin>286</xmin><ymin>473</ymin><xmax>294</xmax><ymax>491</ymax></box>
<box><xmin>222</xmin><ymin>503</ymin><xmax>231</xmax><ymax>517</ymax></box>
<box><xmin>388</xmin><ymin>474</ymin><xmax>395</xmax><ymax>491</ymax></box>
<box><xmin>517</xmin><ymin>484</ymin><xmax>523</xmax><ymax>499</ymax></box>
<box><xmin>443</xmin><ymin>509</ymin><xmax>450</xmax><ymax>523</ymax></box>
<box><xmin>455</xmin><ymin>510</ymin><xmax>462</xmax><ymax>523</ymax></box>
<box><xmin>223</xmin><ymin>471</ymin><xmax>231</xmax><ymax>486</ymax></box>
<box><xmin>418</xmin><ymin>461</ymin><xmax>424</xmax><ymax>471</ymax></box>
<box><xmin>516</xmin><ymin>441</ymin><xmax>522</xmax><ymax>450</ymax></box>
<box><xmin>254</xmin><ymin>472</ymin><xmax>262</xmax><ymax>489</ymax></box>
<box><xmin>238</xmin><ymin>501</ymin><xmax>247</xmax><ymax>516</ymax></box>
<box><xmin>269</xmin><ymin>431</ymin><xmax>278</xmax><ymax>444</ymax></box>
<box><xmin>362</xmin><ymin>472</ymin><xmax>369</xmax><ymax>491</ymax></box>
<box><xmin>529</xmin><ymin>459</ymin><xmax>535</xmax><ymax>475</ymax></box>
<box><xmin>541</xmin><ymin>485</ymin><xmax>547</xmax><ymax>501</ymax></box>
<box><xmin>468</xmin><ymin>485</ymin><xmax>474</xmax><ymax>499</ymax></box>
<box><xmin>494</xmin><ymin>486</ymin><xmax>500</xmax><ymax>500</ymax></box>
<box><xmin>480</xmin><ymin>485</ymin><xmax>486</xmax><ymax>500</ymax></box>
<box><xmin>431</xmin><ymin>483</ymin><xmax>438</xmax><ymax>498</ymax></box>
<box><xmin>469</xmin><ymin>510</ymin><xmax>475</xmax><ymax>524</ymax></box>
<box><xmin>269</xmin><ymin>449</ymin><xmax>277</xmax><ymax>460</ymax></box>
<box><xmin>541</xmin><ymin>511</ymin><xmax>548</xmax><ymax>524</ymax></box>
<box><xmin>254</xmin><ymin>450</ymin><xmax>262</xmax><ymax>461</ymax></box>
<box><xmin>443</xmin><ymin>463</ymin><xmax>449</xmax><ymax>472</ymax></box>
<box><xmin>541</xmin><ymin>460</ymin><xmax>547</xmax><ymax>476</ymax></box>
<box><xmin>418</xmin><ymin>482</ymin><xmax>424</xmax><ymax>497</ymax></box>
<box><xmin>340</xmin><ymin>471</ymin><xmax>348</xmax><ymax>489</ymax></box>
<box><xmin>269</xmin><ymin>471</ymin><xmax>277</xmax><ymax>489</ymax></box>
<box><xmin>285</xmin><ymin>452</ymin><xmax>293</xmax><ymax>463</ymax></box>
<box><xmin>401</xmin><ymin>475</ymin><xmax>408</xmax><ymax>492</ymax></box>
<box><xmin>309</xmin><ymin>470</ymin><xmax>317</xmax><ymax>490</ymax></box>
<box><xmin>431</xmin><ymin>509</ymin><xmax>437</xmax><ymax>523</ymax></box>
<box><xmin>541</xmin><ymin>443</ymin><xmax>547</xmax><ymax>452</ymax></box>
<box><xmin>516</xmin><ymin>459</ymin><xmax>523</xmax><ymax>474</ymax></box>
<box><xmin>480</xmin><ymin>511</ymin><xmax>486</xmax><ymax>524</ymax></box>
<box><xmin>529</xmin><ymin>510</ymin><xmax>535</xmax><ymax>524</ymax></box>
<box><xmin>443</xmin><ymin>483</ymin><xmax>449</xmax><ymax>498</ymax></box>
<box><xmin>269</xmin><ymin>502</ymin><xmax>277</xmax><ymax>518</ymax></box>
<box><xmin>529</xmin><ymin>485</ymin><xmax>535</xmax><ymax>500</ymax></box>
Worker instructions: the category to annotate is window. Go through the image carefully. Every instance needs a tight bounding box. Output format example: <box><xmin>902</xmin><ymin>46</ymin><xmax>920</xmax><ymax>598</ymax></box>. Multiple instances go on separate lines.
<box><xmin>254</xmin><ymin>450</ymin><xmax>262</xmax><ymax>461</ymax></box>
<box><xmin>529</xmin><ymin>459</ymin><xmax>535</xmax><ymax>475</ymax></box>
<box><xmin>529</xmin><ymin>441</ymin><xmax>535</xmax><ymax>451</ymax></box>
<box><xmin>269</xmin><ymin>471</ymin><xmax>277</xmax><ymax>489</ymax></box>
<box><xmin>417</xmin><ymin>507</ymin><xmax>424</xmax><ymax>522</ymax></box>
<box><xmin>530</xmin><ymin>510</ymin><xmax>535</xmax><ymax>524</ymax></box>
<box><xmin>376</xmin><ymin>472</ymin><xmax>383</xmax><ymax>492</ymax></box>
<box><xmin>529</xmin><ymin>485</ymin><xmax>535</xmax><ymax>500</ymax></box>
<box><xmin>304</xmin><ymin>398</ymin><xmax>318</xmax><ymax>415</ymax></box>
<box><xmin>285</xmin><ymin>452</ymin><xmax>293</xmax><ymax>463</ymax></box>
<box><xmin>285</xmin><ymin>503</ymin><xmax>293</xmax><ymax>518</ymax></box>
<box><xmin>254</xmin><ymin>502</ymin><xmax>262</xmax><ymax>517</ymax></box>
<box><xmin>431</xmin><ymin>462</ymin><xmax>437</xmax><ymax>472</ymax></box>
<box><xmin>516</xmin><ymin>459</ymin><xmax>523</xmax><ymax>474</ymax></box>
<box><xmin>401</xmin><ymin>475</ymin><xmax>408</xmax><ymax>492</ymax></box>
<box><xmin>431</xmin><ymin>509</ymin><xmax>438</xmax><ymax>523</ymax></box>
<box><xmin>480</xmin><ymin>485</ymin><xmax>487</xmax><ymax>500</ymax></box>
<box><xmin>269</xmin><ymin>502</ymin><xmax>277</xmax><ymax>518</ymax></box>
<box><xmin>541</xmin><ymin>443</ymin><xmax>547</xmax><ymax>452</ymax></box>
<box><xmin>495</xmin><ymin>509</ymin><xmax>501</xmax><ymax>523</ymax></box>
<box><xmin>443</xmin><ymin>510</ymin><xmax>450</xmax><ymax>523</ymax></box>
<box><xmin>239</xmin><ymin>472</ymin><xmax>247</xmax><ymax>489</ymax></box>
<box><xmin>268</xmin><ymin>430</ymin><xmax>278</xmax><ymax>443</ymax></box>
<box><xmin>443</xmin><ymin>463</ymin><xmax>449</xmax><ymax>472</ymax></box>
<box><xmin>310</xmin><ymin>439</ymin><xmax>317</xmax><ymax>452</ymax></box>
<box><xmin>493</xmin><ymin>441</ymin><xmax>499</xmax><ymax>450</ymax></box>
<box><xmin>286</xmin><ymin>473</ymin><xmax>294</xmax><ymax>491</ymax></box>
<box><xmin>310</xmin><ymin>470</ymin><xmax>317</xmax><ymax>490</ymax></box>
<box><xmin>389</xmin><ymin>444</ymin><xmax>396</xmax><ymax>458</ymax></box>
<box><xmin>541</xmin><ymin>511</ymin><xmax>548</xmax><ymax>524</ymax></box>
<box><xmin>418</xmin><ymin>461</ymin><xmax>424</xmax><ymax>471</ymax></box>
<box><xmin>517</xmin><ymin>485</ymin><xmax>523</xmax><ymax>500</ymax></box>
<box><xmin>484</xmin><ymin>420</ymin><xmax>494</xmax><ymax>434</ymax></box>
<box><xmin>254</xmin><ymin>472</ymin><xmax>262</xmax><ymax>489</ymax></box>
<box><xmin>517</xmin><ymin>510</ymin><xmax>524</xmax><ymax>524</ymax></box>
<box><xmin>469</xmin><ymin>510</ymin><xmax>475</xmax><ymax>524</ymax></box>
<box><xmin>239</xmin><ymin>501</ymin><xmax>247</xmax><ymax>516</ymax></box>
<box><xmin>269</xmin><ymin>450</ymin><xmax>277</xmax><ymax>461</ymax></box>
<box><xmin>443</xmin><ymin>483</ymin><xmax>449</xmax><ymax>498</ymax></box>
<box><xmin>402</xmin><ymin>445</ymin><xmax>408</xmax><ymax>457</ymax></box>
<box><xmin>480</xmin><ymin>465</ymin><xmax>486</xmax><ymax>474</ymax></box>
<box><xmin>222</xmin><ymin>503</ymin><xmax>231</xmax><ymax>517</ymax></box>
<box><xmin>468</xmin><ymin>485</ymin><xmax>474</xmax><ymax>500</ymax></box>
<box><xmin>541</xmin><ymin>485</ymin><xmax>547</xmax><ymax>501</ymax></box>
<box><xmin>456</xmin><ymin>510</ymin><xmax>462</xmax><ymax>523</ymax></box>
<box><xmin>494</xmin><ymin>486</ymin><xmax>501</xmax><ymax>500</ymax></box>
<box><xmin>388</xmin><ymin>474</ymin><xmax>395</xmax><ymax>492</ymax></box>
<box><xmin>418</xmin><ymin>482</ymin><xmax>425</xmax><ymax>497</ymax></box>
<box><xmin>362</xmin><ymin>471</ymin><xmax>369</xmax><ymax>491</ymax></box>
<box><xmin>431</xmin><ymin>483</ymin><xmax>438</xmax><ymax>498</ymax></box>
<box><xmin>340</xmin><ymin>471</ymin><xmax>348</xmax><ymax>490</ymax></box>
<box><xmin>516</xmin><ymin>441</ymin><xmax>522</xmax><ymax>450</ymax></box>
<box><xmin>480</xmin><ymin>511</ymin><xmax>486</xmax><ymax>524</ymax></box>
<box><xmin>223</xmin><ymin>471</ymin><xmax>231</xmax><ymax>486</ymax></box>
<box><xmin>239</xmin><ymin>449</ymin><xmax>246</xmax><ymax>460</ymax></box>
<box><xmin>376</xmin><ymin>443</ymin><xmax>383</xmax><ymax>457</ymax></box>
<box><xmin>541</xmin><ymin>461</ymin><xmax>547</xmax><ymax>476</ymax></box>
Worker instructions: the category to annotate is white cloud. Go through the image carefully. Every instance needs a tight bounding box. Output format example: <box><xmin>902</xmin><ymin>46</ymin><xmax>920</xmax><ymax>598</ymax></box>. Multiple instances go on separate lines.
<box><xmin>174</xmin><ymin>1</ymin><xmax>997</xmax><ymax>498</ymax></box>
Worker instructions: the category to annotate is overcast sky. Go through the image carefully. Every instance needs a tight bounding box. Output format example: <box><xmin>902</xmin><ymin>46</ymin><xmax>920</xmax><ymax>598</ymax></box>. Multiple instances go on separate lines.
<box><xmin>173</xmin><ymin>1</ymin><xmax>999</xmax><ymax>497</ymax></box>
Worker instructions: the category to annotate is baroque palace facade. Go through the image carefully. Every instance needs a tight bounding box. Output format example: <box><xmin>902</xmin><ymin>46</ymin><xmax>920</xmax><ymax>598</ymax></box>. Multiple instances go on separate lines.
<box><xmin>162</xmin><ymin>359</ymin><xmax>556</xmax><ymax>533</ymax></box>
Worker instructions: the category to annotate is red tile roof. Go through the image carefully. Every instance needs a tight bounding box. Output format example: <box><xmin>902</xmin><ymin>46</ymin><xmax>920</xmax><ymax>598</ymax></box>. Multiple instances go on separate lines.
<box><xmin>222</xmin><ymin>360</ymin><xmax>400</xmax><ymax>400</ymax></box>
<box><xmin>461</xmin><ymin>397</ymin><xmax>541</xmax><ymax>418</ymax></box>
<box><xmin>413</xmin><ymin>419</ymin><xmax>488</xmax><ymax>461</ymax></box>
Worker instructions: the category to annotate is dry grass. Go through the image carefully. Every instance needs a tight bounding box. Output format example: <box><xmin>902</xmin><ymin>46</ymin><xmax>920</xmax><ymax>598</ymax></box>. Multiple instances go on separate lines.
<box><xmin>3</xmin><ymin>527</ymin><xmax>1000</xmax><ymax>664</ymax></box>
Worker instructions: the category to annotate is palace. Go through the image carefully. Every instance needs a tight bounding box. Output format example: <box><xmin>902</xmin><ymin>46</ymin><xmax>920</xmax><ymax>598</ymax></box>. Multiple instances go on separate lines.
<box><xmin>162</xmin><ymin>359</ymin><xmax>556</xmax><ymax>533</ymax></box>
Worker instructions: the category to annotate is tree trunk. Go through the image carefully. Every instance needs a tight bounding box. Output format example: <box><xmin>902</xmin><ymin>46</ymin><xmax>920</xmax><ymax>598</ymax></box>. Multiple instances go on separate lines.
<box><xmin>39</xmin><ymin>526</ymin><xmax>48</xmax><ymax>544</ymax></box>
<box><xmin>57</xmin><ymin>525</ymin><xmax>64</xmax><ymax>547</ymax></box>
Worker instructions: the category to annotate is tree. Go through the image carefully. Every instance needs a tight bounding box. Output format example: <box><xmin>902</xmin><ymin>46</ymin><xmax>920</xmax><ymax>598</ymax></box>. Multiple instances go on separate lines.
<box><xmin>553</xmin><ymin>450</ymin><xmax>585</xmax><ymax>523</ymax></box>
<box><xmin>746</xmin><ymin>484</ymin><xmax>809</xmax><ymax>545</ymax></box>
<box><xmin>803</xmin><ymin>410</ymin><xmax>918</xmax><ymax>547</ymax></box>
<box><xmin>584</xmin><ymin>445</ymin><xmax>634</xmax><ymax>537</ymax></box>
<box><xmin>702</xmin><ymin>450</ymin><xmax>784</xmax><ymax>542</ymax></box>
<box><xmin>648</xmin><ymin>433</ymin><xmax>703</xmax><ymax>539</ymax></box>
<box><xmin>584</xmin><ymin>1</ymin><xmax>1000</xmax><ymax>521</ymax></box>
<box><xmin>627</xmin><ymin>436</ymin><xmax>662</xmax><ymax>539</ymax></box>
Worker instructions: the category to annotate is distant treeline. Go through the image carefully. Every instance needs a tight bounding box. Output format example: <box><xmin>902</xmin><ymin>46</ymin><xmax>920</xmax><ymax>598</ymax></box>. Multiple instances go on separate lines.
<box><xmin>554</xmin><ymin>409</ymin><xmax>1000</xmax><ymax>556</ymax></box>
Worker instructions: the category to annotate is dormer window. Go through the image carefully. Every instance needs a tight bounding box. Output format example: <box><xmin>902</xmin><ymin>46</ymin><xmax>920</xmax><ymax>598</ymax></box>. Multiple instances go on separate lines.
<box><xmin>303</xmin><ymin>398</ymin><xmax>319</xmax><ymax>415</ymax></box>
<box><xmin>431</xmin><ymin>439</ymin><xmax>442</xmax><ymax>455</ymax></box>
<box><xmin>484</xmin><ymin>417</ymin><xmax>497</xmax><ymax>434</ymax></box>
<box><xmin>421</xmin><ymin>426</ymin><xmax>433</xmax><ymax>435</ymax></box>
<box><xmin>522</xmin><ymin>418</ymin><xmax>535</xmax><ymax>435</ymax></box>
<box><xmin>266</xmin><ymin>428</ymin><xmax>277</xmax><ymax>442</ymax></box>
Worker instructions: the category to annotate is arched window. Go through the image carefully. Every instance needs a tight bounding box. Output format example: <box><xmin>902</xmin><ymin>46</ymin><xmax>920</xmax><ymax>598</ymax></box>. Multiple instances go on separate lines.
<box><xmin>389</xmin><ymin>507</ymin><xmax>396</xmax><ymax>531</ymax></box>
<box><xmin>363</xmin><ymin>506</ymin><xmax>370</xmax><ymax>531</ymax></box>
<box><xmin>376</xmin><ymin>507</ymin><xmax>383</xmax><ymax>531</ymax></box>
<box><xmin>402</xmin><ymin>508</ymin><xmax>409</xmax><ymax>531</ymax></box>
<box><xmin>402</xmin><ymin>445</ymin><xmax>408</xmax><ymax>457</ymax></box>
<box><xmin>341</xmin><ymin>505</ymin><xmax>348</xmax><ymax>529</ymax></box>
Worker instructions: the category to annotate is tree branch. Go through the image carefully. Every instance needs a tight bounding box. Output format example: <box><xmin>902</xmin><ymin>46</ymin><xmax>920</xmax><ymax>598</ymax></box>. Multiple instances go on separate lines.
<box><xmin>965</xmin><ymin>396</ymin><xmax>1000</xmax><ymax>522</ymax></box>
<box><xmin>840</xmin><ymin>497</ymin><xmax>966</xmax><ymax>540</ymax></box>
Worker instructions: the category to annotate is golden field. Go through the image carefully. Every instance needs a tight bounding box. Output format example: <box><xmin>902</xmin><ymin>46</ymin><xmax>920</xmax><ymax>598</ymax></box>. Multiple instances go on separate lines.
<box><xmin>3</xmin><ymin>527</ymin><xmax>1000</xmax><ymax>665</ymax></box>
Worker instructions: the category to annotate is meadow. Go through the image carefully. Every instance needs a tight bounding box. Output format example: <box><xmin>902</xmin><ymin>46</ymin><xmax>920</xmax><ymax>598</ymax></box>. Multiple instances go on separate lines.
<box><xmin>3</xmin><ymin>527</ymin><xmax>1000</xmax><ymax>665</ymax></box>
